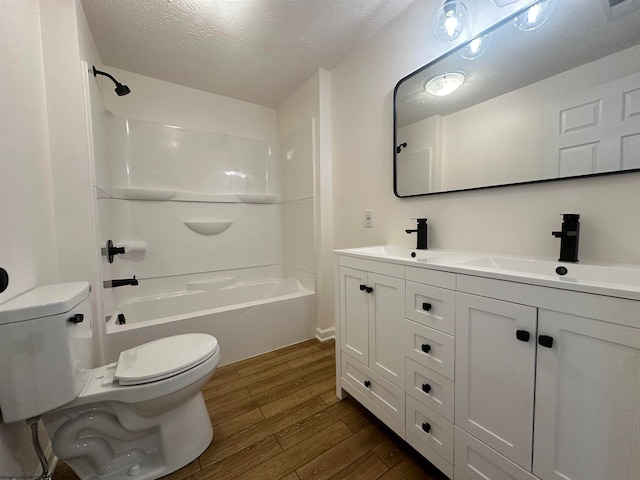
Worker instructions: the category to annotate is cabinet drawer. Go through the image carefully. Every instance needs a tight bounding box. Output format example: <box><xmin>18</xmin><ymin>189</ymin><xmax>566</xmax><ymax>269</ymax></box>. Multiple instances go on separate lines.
<box><xmin>406</xmin><ymin>395</ymin><xmax>454</xmax><ymax>464</ymax></box>
<box><xmin>404</xmin><ymin>319</ymin><xmax>455</xmax><ymax>380</ymax></box>
<box><xmin>406</xmin><ymin>265</ymin><xmax>456</xmax><ymax>290</ymax></box>
<box><xmin>405</xmin><ymin>357</ymin><xmax>454</xmax><ymax>421</ymax></box>
<box><xmin>454</xmin><ymin>427</ymin><xmax>537</xmax><ymax>480</ymax></box>
<box><xmin>406</xmin><ymin>281</ymin><xmax>455</xmax><ymax>335</ymax></box>
<box><xmin>340</xmin><ymin>353</ymin><xmax>405</xmax><ymax>434</ymax></box>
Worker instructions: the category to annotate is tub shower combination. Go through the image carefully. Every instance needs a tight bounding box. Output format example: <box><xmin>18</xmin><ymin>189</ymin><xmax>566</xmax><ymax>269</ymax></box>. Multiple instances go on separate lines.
<box><xmin>89</xmin><ymin>93</ymin><xmax>317</xmax><ymax>365</ymax></box>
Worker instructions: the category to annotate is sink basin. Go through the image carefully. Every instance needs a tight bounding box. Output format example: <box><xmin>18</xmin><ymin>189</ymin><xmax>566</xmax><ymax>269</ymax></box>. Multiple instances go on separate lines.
<box><xmin>458</xmin><ymin>256</ymin><xmax>640</xmax><ymax>288</ymax></box>
<box><xmin>345</xmin><ymin>245</ymin><xmax>440</xmax><ymax>261</ymax></box>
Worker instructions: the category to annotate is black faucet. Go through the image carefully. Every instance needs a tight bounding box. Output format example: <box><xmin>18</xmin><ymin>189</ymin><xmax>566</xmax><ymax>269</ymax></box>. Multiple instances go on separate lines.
<box><xmin>103</xmin><ymin>276</ymin><xmax>139</xmax><ymax>288</ymax></box>
<box><xmin>552</xmin><ymin>214</ymin><xmax>580</xmax><ymax>263</ymax></box>
<box><xmin>406</xmin><ymin>218</ymin><xmax>428</xmax><ymax>250</ymax></box>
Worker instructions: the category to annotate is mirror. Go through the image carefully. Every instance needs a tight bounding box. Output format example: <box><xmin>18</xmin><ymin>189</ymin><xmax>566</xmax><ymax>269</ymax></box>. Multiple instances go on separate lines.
<box><xmin>394</xmin><ymin>0</ymin><xmax>640</xmax><ymax>197</ymax></box>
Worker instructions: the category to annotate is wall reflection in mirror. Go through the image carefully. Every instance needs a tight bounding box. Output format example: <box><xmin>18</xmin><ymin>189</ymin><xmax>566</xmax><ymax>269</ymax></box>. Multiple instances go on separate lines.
<box><xmin>394</xmin><ymin>0</ymin><xmax>640</xmax><ymax>197</ymax></box>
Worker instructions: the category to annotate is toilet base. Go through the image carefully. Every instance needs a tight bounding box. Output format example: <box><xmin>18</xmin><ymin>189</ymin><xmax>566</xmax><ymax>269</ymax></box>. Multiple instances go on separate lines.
<box><xmin>45</xmin><ymin>391</ymin><xmax>213</xmax><ymax>480</ymax></box>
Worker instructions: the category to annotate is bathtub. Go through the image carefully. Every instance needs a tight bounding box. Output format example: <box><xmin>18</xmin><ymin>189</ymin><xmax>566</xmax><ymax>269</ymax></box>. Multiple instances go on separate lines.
<box><xmin>103</xmin><ymin>273</ymin><xmax>316</xmax><ymax>366</ymax></box>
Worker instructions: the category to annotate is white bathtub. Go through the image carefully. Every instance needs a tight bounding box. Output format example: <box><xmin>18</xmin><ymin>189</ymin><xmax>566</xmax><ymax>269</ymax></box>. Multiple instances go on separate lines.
<box><xmin>103</xmin><ymin>274</ymin><xmax>316</xmax><ymax>366</ymax></box>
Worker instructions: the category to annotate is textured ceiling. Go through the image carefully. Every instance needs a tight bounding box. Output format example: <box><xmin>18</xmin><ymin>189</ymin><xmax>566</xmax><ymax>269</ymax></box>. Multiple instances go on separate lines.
<box><xmin>80</xmin><ymin>0</ymin><xmax>415</xmax><ymax>107</ymax></box>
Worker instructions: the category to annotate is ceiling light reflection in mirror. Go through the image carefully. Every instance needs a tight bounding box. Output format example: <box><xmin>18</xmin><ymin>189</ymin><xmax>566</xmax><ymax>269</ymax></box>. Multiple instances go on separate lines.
<box><xmin>425</xmin><ymin>72</ymin><xmax>466</xmax><ymax>96</ymax></box>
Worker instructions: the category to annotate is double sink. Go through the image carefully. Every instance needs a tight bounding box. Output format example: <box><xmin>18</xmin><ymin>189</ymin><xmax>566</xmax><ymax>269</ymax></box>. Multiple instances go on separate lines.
<box><xmin>339</xmin><ymin>245</ymin><xmax>640</xmax><ymax>300</ymax></box>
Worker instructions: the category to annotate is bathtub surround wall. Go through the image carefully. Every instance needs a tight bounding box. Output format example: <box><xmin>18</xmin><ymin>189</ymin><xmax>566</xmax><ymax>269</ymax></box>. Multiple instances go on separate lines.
<box><xmin>277</xmin><ymin>70</ymin><xmax>334</xmax><ymax>339</ymax></box>
<box><xmin>331</xmin><ymin>0</ymin><xmax>640</xmax><ymax>265</ymax></box>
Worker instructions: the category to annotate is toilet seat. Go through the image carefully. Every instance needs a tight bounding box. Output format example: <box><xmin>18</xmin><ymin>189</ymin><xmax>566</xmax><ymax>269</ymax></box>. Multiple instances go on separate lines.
<box><xmin>115</xmin><ymin>333</ymin><xmax>218</xmax><ymax>386</ymax></box>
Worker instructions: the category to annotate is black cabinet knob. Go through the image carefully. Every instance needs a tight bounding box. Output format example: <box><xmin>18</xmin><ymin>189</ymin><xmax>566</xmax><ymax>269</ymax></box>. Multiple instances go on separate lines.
<box><xmin>366</xmin><ymin>287</ymin><xmax>374</xmax><ymax>294</ymax></box>
<box><xmin>359</xmin><ymin>284</ymin><xmax>366</xmax><ymax>291</ymax></box>
<box><xmin>68</xmin><ymin>313</ymin><xmax>84</xmax><ymax>324</ymax></box>
<box><xmin>421</xmin><ymin>343</ymin><xmax>431</xmax><ymax>354</ymax></box>
<box><xmin>422</xmin><ymin>422</ymin><xmax>431</xmax><ymax>433</ymax></box>
<box><xmin>422</xmin><ymin>302</ymin><xmax>432</xmax><ymax>312</ymax></box>
<box><xmin>0</xmin><ymin>267</ymin><xmax>8</xmax><ymax>294</ymax></box>
<box><xmin>364</xmin><ymin>380</ymin><xmax>371</xmax><ymax>388</ymax></box>
<box><xmin>516</xmin><ymin>330</ymin><xmax>530</xmax><ymax>342</ymax></box>
<box><xmin>538</xmin><ymin>335</ymin><xmax>554</xmax><ymax>348</ymax></box>
<box><xmin>422</xmin><ymin>383</ymin><xmax>431</xmax><ymax>394</ymax></box>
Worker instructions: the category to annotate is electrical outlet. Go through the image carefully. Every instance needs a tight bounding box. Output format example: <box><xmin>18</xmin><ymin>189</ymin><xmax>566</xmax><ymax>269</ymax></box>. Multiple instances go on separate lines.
<box><xmin>364</xmin><ymin>209</ymin><xmax>373</xmax><ymax>228</ymax></box>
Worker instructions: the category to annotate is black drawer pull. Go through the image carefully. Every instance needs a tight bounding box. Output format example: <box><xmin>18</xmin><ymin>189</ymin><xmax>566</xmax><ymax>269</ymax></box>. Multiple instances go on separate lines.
<box><xmin>421</xmin><ymin>344</ymin><xmax>431</xmax><ymax>354</ymax></box>
<box><xmin>68</xmin><ymin>313</ymin><xmax>84</xmax><ymax>324</ymax></box>
<box><xmin>359</xmin><ymin>284</ymin><xmax>366</xmax><ymax>291</ymax></box>
<box><xmin>516</xmin><ymin>330</ymin><xmax>530</xmax><ymax>342</ymax></box>
<box><xmin>422</xmin><ymin>383</ymin><xmax>431</xmax><ymax>394</ymax></box>
<box><xmin>366</xmin><ymin>287</ymin><xmax>374</xmax><ymax>294</ymax></box>
<box><xmin>422</xmin><ymin>422</ymin><xmax>431</xmax><ymax>433</ymax></box>
<box><xmin>422</xmin><ymin>302</ymin><xmax>432</xmax><ymax>312</ymax></box>
<box><xmin>538</xmin><ymin>335</ymin><xmax>554</xmax><ymax>348</ymax></box>
<box><xmin>364</xmin><ymin>380</ymin><xmax>371</xmax><ymax>388</ymax></box>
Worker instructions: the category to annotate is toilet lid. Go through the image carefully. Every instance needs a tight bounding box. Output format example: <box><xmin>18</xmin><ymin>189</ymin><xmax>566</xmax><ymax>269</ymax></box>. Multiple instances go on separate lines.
<box><xmin>115</xmin><ymin>333</ymin><xmax>218</xmax><ymax>386</ymax></box>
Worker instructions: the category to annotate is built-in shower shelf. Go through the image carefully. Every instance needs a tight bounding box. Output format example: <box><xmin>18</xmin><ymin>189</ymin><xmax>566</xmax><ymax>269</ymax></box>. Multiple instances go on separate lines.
<box><xmin>183</xmin><ymin>220</ymin><xmax>233</xmax><ymax>235</ymax></box>
<box><xmin>96</xmin><ymin>187</ymin><xmax>281</xmax><ymax>204</ymax></box>
<box><xmin>97</xmin><ymin>186</ymin><xmax>177</xmax><ymax>201</ymax></box>
<box><xmin>236</xmin><ymin>194</ymin><xmax>281</xmax><ymax>204</ymax></box>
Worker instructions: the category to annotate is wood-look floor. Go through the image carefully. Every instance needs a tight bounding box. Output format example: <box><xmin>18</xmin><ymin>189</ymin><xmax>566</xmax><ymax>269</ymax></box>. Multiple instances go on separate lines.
<box><xmin>54</xmin><ymin>339</ymin><xmax>447</xmax><ymax>479</ymax></box>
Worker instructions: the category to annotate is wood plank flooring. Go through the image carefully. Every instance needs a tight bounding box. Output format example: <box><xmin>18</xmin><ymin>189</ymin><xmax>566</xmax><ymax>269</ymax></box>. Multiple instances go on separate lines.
<box><xmin>53</xmin><ymin>339</ymin><xmax>447</xmax><ymax>479</ymax></box>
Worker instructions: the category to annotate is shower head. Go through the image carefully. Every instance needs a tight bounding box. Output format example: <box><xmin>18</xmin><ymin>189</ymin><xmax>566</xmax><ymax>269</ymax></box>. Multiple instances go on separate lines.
<box><xmin>92</xmin><ymin>66</ymin><xmax>131</xmax><ymax>96</ymax></box>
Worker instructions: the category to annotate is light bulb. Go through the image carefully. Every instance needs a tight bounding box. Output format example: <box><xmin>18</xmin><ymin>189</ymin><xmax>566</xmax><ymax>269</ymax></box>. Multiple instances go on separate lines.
<box><xmin>425</xmin><ymin>72</ymin><xmax>466</xmax><ymax>96</ymax></box>
<box><xmin>460</xmin><ymin>32</ymin><xmax>492</xmax><ymax>60</ymax></box>
<box><xmin>433</xmin><ymin>0</ymin><xmax>468</xmax><ymax>42</ymax></box>
<box><xmin>514</xmin><ymin>0</ymin><xmax>556</xmax><ymax>31</ymax></box>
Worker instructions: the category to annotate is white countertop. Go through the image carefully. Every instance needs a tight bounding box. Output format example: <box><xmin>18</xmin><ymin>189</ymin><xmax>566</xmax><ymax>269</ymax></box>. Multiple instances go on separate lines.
<box><xmin>334</xmin><ymin>245</ymin><xmax>640</xmax><ymax>301</ymax></box>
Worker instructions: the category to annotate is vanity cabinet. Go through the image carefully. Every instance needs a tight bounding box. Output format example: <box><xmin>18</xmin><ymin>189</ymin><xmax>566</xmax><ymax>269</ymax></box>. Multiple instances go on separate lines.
<box><xmin>337</xmin><ymin>256</ymin><xmax>406</xmax><ymax>437</ymax></box>
<box><xmin>455</xmin><ymin>293</ymin><xmax>537</xmax><ymax>470</ymax></box>
<box><xmin>403</xmin><ymin>266</ymin><xmax>457</xmax><ymax>477</ymax></box>
<box><xmin>532</xmin><ymin>309</ymin><xmax>640</xmax><ymax>480</ymax></box>
<box><xmin>455</xmin><ymin>280</ymin><xmax>640</xmax><ymax>480</ymax></box>
<box><xmin>339</xmin><ymin>264</ymin><xmax>405</xmax><ymax>387</ymax></box>
<box><xmin>335</xmin><ymin>249</ymin><xmax>640</xmax><ymax>480</ymax></box>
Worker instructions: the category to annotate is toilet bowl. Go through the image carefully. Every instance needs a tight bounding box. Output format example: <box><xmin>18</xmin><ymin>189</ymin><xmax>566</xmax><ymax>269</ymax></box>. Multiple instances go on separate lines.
<box><xmin>0</xmin><ymin>282</ymin><xmax>220</xmax><ymax>480</ymax></box>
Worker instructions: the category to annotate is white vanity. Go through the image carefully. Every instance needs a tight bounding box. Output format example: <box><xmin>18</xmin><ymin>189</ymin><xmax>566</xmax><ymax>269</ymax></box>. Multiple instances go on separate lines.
<box><xmin>334</xmin><ymin>246</ymin><xmax>640</xmax><ymax>480</ymax></box>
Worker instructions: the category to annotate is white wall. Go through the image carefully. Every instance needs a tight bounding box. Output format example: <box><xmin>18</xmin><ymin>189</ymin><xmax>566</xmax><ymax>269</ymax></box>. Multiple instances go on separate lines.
<box><xmin>331</xmin><ymin>0</ymin><xmax>640</xmax><ymax>265</ymax></box>
<box><xmin>98</xmin><ymin>67</ymin><xmax>276</xmax><ymax>142</ymax></box>
<box><xmin>0</xmin><ymin>0</ymin><xmax>57</xmax><ymax>475</ymax></box>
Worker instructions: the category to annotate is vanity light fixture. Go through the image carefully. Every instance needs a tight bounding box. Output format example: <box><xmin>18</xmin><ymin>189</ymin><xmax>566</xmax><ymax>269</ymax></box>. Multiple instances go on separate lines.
<box><xmin>433</xmin><ymin>0</ymin><xmax>468</xmax><ymax>42</ymax></box>
<box><xmin>514</xmin><ymin>0</ymin><xmax>557</xmax><ymax>31</ymax></box>
<box><xmin>461</xmin><ymin>32</ymin><xmax>492</xmax><ymax>60</ymax></box>
<box><xmin>425</xmin><ymin>71</ymin><xmax>466</xmax><ymax>96</ymax></box>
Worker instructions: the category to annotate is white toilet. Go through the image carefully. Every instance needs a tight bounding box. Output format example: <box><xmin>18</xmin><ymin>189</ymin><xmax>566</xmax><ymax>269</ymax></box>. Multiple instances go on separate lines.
<box><xmin>0</xmin><ymin>282</ymin><xmax>220</xmax><ymax>480</ymax></box>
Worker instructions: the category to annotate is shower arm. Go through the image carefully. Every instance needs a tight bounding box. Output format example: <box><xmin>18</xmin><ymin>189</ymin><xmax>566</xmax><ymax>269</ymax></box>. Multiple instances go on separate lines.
<box><xmin>92</xmin><ymin>66</ymin><xmax>119</xmax><ymax>84</ymax></box>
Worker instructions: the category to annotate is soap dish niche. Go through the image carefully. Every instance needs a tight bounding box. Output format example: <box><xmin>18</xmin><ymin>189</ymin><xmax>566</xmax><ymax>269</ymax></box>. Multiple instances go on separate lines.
<box><xmin>183</xmin><ymin>220</ymin><xmax>233</xmax><ymax>235</ymax></box>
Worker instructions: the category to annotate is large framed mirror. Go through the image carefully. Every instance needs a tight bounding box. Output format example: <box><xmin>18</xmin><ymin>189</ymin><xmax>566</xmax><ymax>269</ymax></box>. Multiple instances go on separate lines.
<box><xmin>394</xmin><ymin>0</ymin><xmax>640</xmax><ymax>197</ymax></box>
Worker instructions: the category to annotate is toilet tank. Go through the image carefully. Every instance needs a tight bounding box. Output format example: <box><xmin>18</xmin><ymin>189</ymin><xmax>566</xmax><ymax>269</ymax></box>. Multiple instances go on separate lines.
<box><xmin>0</xmin><ymin>282</ymin><xmax>93</xmax><ymax>423</ymax></box>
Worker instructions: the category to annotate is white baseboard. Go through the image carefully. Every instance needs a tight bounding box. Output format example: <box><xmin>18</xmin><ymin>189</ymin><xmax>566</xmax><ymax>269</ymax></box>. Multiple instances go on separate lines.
<box><xmin>315</xmin><ymin>326</ymin><xmax>335</xmax><ymax>342</ymax></box>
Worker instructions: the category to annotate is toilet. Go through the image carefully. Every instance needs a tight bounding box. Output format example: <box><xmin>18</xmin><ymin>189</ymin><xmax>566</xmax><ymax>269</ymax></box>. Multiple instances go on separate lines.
<box><xmin>0</xmin><ymin>282</ymin><xmax>220</xmax><ymax>480</ymax></box>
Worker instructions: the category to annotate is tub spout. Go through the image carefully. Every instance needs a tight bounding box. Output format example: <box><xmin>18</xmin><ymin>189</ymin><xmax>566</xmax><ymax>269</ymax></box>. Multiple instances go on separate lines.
<box><xmin>104</xmin><ymin>276</ymin><xmax>138</xmax><ymax>288</ymax></box>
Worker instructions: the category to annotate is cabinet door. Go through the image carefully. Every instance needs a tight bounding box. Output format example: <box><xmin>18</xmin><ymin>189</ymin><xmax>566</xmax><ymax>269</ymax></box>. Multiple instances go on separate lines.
<box><xmin>455</xmin><ymin>427</ymin><xmax>537</xmax><ymax>480</ymax></box>
<box><xmin>368</xmin><ymin>272</ymin><xmax>405</xmax><ymax>387</ymax></box>
<box><xmin>533</xmin><ymin>310</ymin><xmax>640</xmax><ymax>480</ymax></box>
<box><xmin>339</xmin><ymin>267</ymin><xmax>369</xmax><ymax>364</ymax></box>
<box><xmin>455</xmin><ymin>293</ymin><xmax>537</xmax><ymax>471</ymax></box>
